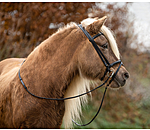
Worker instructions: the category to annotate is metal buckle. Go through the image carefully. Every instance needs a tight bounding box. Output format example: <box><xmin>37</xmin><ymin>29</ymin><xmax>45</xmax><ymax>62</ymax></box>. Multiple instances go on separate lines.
<box><xmin>107</xmin><ymin>70</ymin><xmax>114</xmax><ymax>78</ymax></box>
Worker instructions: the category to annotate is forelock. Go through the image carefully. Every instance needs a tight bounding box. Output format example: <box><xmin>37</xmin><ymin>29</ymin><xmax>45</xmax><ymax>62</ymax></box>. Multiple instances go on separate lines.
<box><xmin>101</xmin><ymin>26</ymin><xmax>120</xmax><ymax>59</ymax></box>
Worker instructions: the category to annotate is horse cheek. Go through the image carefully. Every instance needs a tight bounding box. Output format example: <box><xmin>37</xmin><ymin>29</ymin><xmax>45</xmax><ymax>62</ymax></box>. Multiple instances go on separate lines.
<box><xmin>78</xmin><ymin>46</ymin><xmax>102</xmax><ymax>79</ymax></box>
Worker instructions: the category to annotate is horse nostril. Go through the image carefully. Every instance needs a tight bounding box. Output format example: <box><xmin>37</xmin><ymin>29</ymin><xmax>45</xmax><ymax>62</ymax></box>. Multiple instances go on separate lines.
<box><xmin>123</xmin><ymin>72</ymin><xmax>129</xmax><ymax>80</ymax></box>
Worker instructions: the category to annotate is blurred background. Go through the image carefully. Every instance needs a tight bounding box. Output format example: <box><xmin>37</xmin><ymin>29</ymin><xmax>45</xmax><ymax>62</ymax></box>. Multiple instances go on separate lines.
<box><xmin>0</xmin><ymin>2</ymin><xmax>150</xmax><ymax>128</ymax></box>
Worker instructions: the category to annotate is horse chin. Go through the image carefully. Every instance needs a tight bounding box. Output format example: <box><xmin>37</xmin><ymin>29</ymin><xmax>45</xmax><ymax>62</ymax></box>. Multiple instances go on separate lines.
<box><xmin>109</xmin><ymin>79</ymin><xmax>122</xmax><ymax>88</ymax></box>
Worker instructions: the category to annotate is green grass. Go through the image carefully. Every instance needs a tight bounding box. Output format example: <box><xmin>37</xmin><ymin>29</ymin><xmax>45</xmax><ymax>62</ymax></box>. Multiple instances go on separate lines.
<box><xmin>72</xmin><ymin>102</ymin><xmax>150</xmax><ymax>129</ymax></box>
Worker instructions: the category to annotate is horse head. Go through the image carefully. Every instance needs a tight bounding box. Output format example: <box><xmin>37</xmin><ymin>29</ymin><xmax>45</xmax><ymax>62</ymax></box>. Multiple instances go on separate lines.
<box><xmin>77</xmin><ymin>16</ymin><xmax>129</xmax><ymax>88</ymax></box>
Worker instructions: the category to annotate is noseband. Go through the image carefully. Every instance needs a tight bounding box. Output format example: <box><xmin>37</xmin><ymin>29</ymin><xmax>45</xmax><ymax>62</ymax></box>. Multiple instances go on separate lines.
<box><xmin>18</xmin><ymin>24</ymin><xmax>123</xmax><ymax>127</ymax></box>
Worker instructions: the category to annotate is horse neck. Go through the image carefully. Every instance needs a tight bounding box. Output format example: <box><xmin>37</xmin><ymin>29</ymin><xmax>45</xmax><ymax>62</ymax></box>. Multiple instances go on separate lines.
<box><xmin>20</xmin><ymin>27</ymin><xmax>81</xmax><ymax>99</ymax></box>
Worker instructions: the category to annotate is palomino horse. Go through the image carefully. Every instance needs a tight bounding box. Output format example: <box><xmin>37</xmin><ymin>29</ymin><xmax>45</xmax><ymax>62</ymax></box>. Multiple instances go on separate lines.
<box><xmin>0</xmin><ymin>16</ymin><xmax>129</xmax><ymax>128</ymax></box>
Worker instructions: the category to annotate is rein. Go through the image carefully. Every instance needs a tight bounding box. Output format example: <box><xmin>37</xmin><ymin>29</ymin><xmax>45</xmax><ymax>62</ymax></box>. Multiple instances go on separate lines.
<box><xmin>18</xmin><ymin>24</ymin><xmax>123</xmax><ymax>127</ymax></box>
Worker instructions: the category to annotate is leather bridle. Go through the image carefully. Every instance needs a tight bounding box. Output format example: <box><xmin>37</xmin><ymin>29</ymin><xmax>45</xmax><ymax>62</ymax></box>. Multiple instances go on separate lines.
<box><xmin>18</xmin><ymin>24</ymin><xmax>123</xmax><ymax>127</ymax></box>
<box><xmin>78</xmin><ymin>24</ymin><xmax>123</xmax><ymax>83</ymax></box>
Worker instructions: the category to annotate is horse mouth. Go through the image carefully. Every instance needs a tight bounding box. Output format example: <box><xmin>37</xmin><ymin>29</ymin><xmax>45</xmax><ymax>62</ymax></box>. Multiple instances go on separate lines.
<box><xmin>110</xmin><ymin>77</ymin><xmax>126</xmax><ymax>88</ymax></box>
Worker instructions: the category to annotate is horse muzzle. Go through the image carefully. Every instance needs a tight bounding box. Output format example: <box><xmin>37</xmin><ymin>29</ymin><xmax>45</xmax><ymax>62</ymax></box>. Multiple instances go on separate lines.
<box><xmin>110</xmin><ymin>66</ymin><xmax>129</xmax><ymax>88</ymax></box>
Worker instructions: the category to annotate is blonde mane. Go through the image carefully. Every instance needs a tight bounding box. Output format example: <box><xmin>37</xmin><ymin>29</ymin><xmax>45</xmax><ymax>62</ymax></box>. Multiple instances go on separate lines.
<box><xmin>101</xmin><ymin>26</ymin><xmax>120</xmax><ymax>59</ymax></box>
<box><xmin>56</xmin><ymin>22</ymin><xmax>77</xmax><ymax>34</ymax></box>
<box><xmin>63</xmin><ymin>18</ymin><xmax>120</xmax><ymax>128</ymax></box>
<box><xmin>63</xmin><ymin>75</ymin><xmax>92</xmax><ymax>128</ymax></box>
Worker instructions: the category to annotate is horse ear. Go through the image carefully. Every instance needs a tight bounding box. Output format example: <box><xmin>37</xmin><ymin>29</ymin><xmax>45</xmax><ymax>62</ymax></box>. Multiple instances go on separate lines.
<box><xmin>86</xmin><ymin>16</ymin><xmax>107</xmax><ymax>34</ymax></box>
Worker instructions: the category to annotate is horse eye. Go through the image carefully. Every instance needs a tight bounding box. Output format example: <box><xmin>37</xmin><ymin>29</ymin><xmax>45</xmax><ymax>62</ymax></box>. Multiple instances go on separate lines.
<box><xmin>102</xmin><ymin>43</ymin><xmax>108</xmax><ymax>49</ymax></box>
